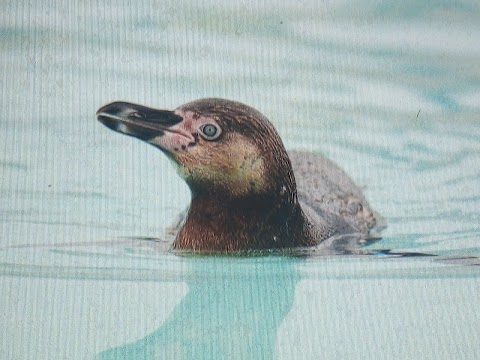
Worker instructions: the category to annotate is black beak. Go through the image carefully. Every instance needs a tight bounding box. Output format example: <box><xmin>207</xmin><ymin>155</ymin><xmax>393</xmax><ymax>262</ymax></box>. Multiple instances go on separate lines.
<box><xmin>96</xmin><ymin>101</ymin><xmax>183</xmax><ymax>141</ymax></box>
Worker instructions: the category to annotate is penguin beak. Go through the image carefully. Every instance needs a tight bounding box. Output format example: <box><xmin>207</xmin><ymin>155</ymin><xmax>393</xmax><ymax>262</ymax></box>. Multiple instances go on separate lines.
<box><xmin>96</xmin><ymin>101</ymin><xmax>183</xmax><ymax>141</ymax></box>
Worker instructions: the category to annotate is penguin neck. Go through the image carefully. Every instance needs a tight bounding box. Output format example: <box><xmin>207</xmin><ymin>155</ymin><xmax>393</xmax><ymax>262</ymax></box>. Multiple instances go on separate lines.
<box><xmin>172</xmin><ymin>190</ymin><xmax>316</xmax><ymax>252</ymax></box>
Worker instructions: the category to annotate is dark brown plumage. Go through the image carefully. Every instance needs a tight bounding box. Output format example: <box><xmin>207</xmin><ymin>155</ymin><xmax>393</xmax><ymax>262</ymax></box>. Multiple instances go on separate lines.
<box><xmin>97</xmin><ymin>98</ymin><xmax>384</xmax><ymax>252</ymax></box>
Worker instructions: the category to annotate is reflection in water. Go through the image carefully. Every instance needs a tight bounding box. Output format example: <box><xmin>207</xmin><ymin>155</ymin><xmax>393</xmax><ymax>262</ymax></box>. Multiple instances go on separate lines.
<box><xmin>97</xmin><ymin>257</ymin><xmax>300</xmax><ymax>360</ymax></box>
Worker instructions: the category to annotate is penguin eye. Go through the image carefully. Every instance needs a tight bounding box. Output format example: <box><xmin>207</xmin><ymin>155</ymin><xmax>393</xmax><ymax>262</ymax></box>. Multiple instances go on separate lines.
<box><xmin>200</xmin><ymin>124</ymin><xmax>221</xmax><ymax>140</ymax></box>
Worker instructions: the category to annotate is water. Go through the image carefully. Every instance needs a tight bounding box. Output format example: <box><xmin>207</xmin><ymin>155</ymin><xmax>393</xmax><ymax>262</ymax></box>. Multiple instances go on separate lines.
<box><xmin>1</xmin><ymin>0</ymin><xmax>480</xmax><ymax>359</ymax></box>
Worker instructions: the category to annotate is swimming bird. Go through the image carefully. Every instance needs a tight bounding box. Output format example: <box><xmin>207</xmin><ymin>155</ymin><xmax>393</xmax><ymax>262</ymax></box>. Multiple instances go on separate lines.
<box><xmin>96</xmin><ymin>98</ymin><xmax>383</xmax><ymax>252</ymax></box>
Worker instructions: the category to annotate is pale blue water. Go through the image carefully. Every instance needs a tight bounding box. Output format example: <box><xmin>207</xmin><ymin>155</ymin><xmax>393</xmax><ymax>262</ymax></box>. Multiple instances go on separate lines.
<box><xmin>1</xmin><ymin>1</ymin><xmax>480</xmax><ymax>359</ymax></box>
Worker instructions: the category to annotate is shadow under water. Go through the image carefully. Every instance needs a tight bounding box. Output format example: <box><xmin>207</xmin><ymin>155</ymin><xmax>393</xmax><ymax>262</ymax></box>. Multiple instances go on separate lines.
<box><xmin>96</xmin><ymin>256</ymin><xmax>301</xmax><ymax>360</ymax></box>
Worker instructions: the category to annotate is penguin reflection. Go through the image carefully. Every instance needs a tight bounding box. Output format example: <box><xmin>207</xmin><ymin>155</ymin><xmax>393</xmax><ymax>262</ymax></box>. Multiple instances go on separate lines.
<box><xmin>97</xmin><ymin>257</ymin><xmax>300</xmax><ymax>359</ymax></box>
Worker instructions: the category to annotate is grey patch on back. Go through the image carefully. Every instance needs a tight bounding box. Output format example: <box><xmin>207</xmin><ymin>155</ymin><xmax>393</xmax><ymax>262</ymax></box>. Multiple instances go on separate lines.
<box><xmin>289</xmin><ymin>150</ymin><xmax>385</xmax><ymax>237</ymax></box>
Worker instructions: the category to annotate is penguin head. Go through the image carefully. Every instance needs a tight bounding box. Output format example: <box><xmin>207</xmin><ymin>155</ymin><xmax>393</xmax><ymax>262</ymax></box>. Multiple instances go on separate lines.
<box><xmin>97</xmin><ymin>98</ymin><xmax>296</xmax><ymax>200</ymax></box>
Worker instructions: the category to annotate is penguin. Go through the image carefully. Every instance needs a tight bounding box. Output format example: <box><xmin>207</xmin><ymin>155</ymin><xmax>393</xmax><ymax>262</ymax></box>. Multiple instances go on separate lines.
<box><xmin>97</xmin><ymin>98</ymin><xmax>384</xmax><ymax>252</ymax></box>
